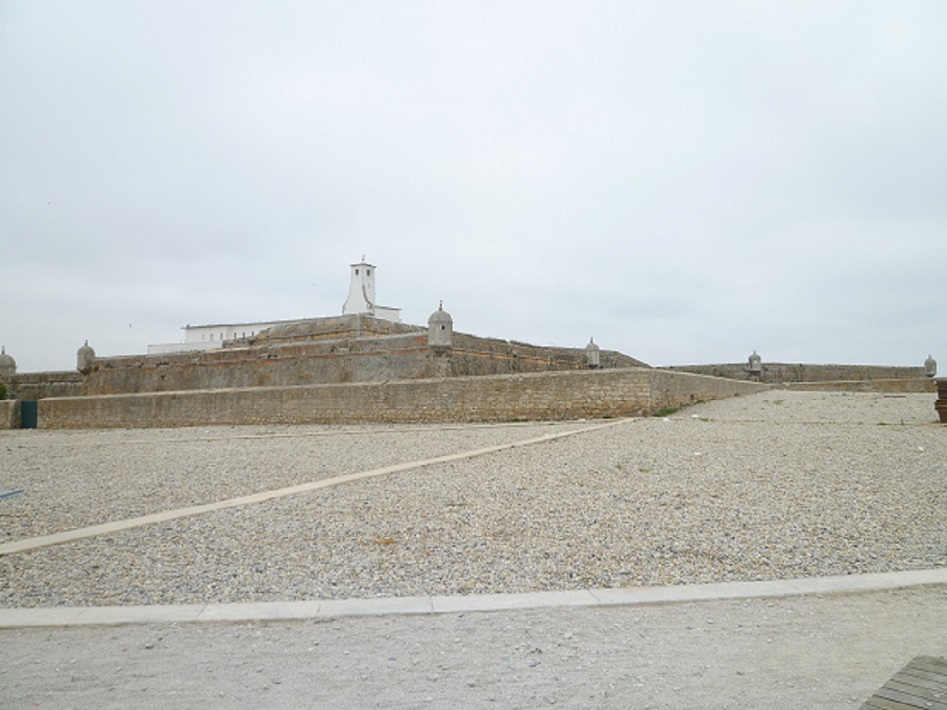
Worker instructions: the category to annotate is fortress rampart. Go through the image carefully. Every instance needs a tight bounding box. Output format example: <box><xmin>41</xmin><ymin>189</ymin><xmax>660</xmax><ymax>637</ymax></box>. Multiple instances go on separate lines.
<box><xmin>27</xmin><ymin>368</ymin><xmax>766</xmax><ymax>430</ymax></box>
<box><xmin>1</xmin><ymin>313</ymin><xmax>935</xmax><ymax>429</ymax></box>
<box><xmin>72</xmin><ymin>315</ymin><xmax>645</xmax><ymax>396</ymax></box>
<box><xmin>4</xmin><ymin>371</ymin><xmax>83</xmax><ymax>400</ymax></box>
<box><xmin>668</xmin><ymin>362</ymin><xmax>931</xmax><ymax>384</ymax></box>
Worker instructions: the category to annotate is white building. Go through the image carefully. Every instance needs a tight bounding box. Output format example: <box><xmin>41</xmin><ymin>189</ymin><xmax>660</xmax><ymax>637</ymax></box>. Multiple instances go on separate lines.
<box><xmin>147</xmin><ymin>318</ymin><xmax>310</xmax><ymax>355</ymax></box>
<box><xmin>148</xmin><ymin>259</ymin><xmax>401</xmax><ymax>355</ymax></box>
<box><xmin>342</xmin><ymin>258</ymin><xmax>401</xmax><ymax>322</ymax></box>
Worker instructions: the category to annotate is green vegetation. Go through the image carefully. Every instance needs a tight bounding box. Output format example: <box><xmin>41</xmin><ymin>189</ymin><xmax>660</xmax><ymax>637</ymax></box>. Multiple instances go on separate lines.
<box><xmin>0</xmin><ymin>381</ymin><xmax>7</xmax><ymax>400</ymax></box>
<box><xmin>653</xmin><ymin>398</ymin><xmax>709</xmax><ymax>419</ymax></box>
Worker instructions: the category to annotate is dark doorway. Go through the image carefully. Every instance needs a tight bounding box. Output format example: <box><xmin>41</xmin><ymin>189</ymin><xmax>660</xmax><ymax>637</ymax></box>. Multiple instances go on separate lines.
<box><xmin>20</xmin><ymin>401</ymin><xmax>37</xmax><ymax>429</ymax></box>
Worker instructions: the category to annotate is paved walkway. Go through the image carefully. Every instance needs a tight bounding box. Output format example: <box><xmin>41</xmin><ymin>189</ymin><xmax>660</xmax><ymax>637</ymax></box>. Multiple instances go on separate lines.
<box><xmin>1</xmin><ymin>568</ymin><xmax>944</xmax><ymax>628</ymax></box>
<box><xmin>1</xmin><ymin>579</ymin><xmax>945</xmax><ymax>709</ymax></box>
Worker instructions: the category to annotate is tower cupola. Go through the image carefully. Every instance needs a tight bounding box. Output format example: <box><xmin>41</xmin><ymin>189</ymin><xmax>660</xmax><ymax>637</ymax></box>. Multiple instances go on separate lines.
<box><xmin>427</xmin><ymin>301</ymin><xmax>453</xmax><ymax>352</ymax></box>
<box><xmin>585</xmin><ymin>337</ymin><xmax>601</xmax><ymax>368</ymax></box>
<box><xmin>924</xmin><ymin>354</ymin><xmax>937</xmax><ymax>377</ymax></box>
<box><xmin>0</xmin><ymin>346</ymin><xmax>16</xmax><ymax>378</ymax></box>
<box><xmin>747</xmin><ymin>350</ymin><xmax>762</xmax><ymax>374</ymax></box>
<box><xmin>77</xmin><ymin>340</ymin><xmax>96</xmax><ymax>374</ymax></box>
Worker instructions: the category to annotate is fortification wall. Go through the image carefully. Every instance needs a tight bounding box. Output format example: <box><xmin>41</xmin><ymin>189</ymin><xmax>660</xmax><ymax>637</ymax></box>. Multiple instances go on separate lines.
<box><xmin>80</xmin><ymin>324</ymin><xmax>642</xmax><ymax>396</ymax></box>
<box><xmin>32</xmin><ymin>368</ymin><xmax>766</xmax><ymax>430</ymax></box>
<box><xmin>667</xmin><ymin>363</ymin><xmax>927</xmax><ymax>384</ymax></box>
<box><xmin>440</xmin><ymin>333</ymin><xmax>644</xmax><ymax>377</ymax></box>
<box><xmin>4</xmin><ymin>371</ymin><xmax>83</xmax><ymax>400</ymax></box>
<box><xmin>783</xmin><ymin>378</ymin><xmax>936</xmax><ymax>393</ymax></box>
<box><xmin>0</xmin><ymin>400</ymin><xmax>19</xmax><ymax>428</ymax></box>
<box><xmin>82</xmin><ymin>333</ymin><xmax>435</xmax><ymax>394</ymax></box>
<box><xmin>253</xmin><ymin>314</ymin><xmax>424</xmax><ymax>342</ymax></box>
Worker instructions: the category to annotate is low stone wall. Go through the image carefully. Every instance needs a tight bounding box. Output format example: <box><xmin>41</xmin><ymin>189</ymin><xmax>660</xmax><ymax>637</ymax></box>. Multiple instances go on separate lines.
<box><xmin>783</xmin><ymin>378</ymin><xmax>937</xmax><ymax>393</ymax></box>
<box><xmin>33</xmin><ymin>368</ymin><xmax>766</xmax><ymax>430</ymax></box>
<box><xmin>0</xmin><ymin>400</ymin><xmax>19</xmax><ymax>429</ymax></box>
<box><xmin>667</xmin><ymin>363</ymin><xmax>927</xmax><ymax>384</ymax></box>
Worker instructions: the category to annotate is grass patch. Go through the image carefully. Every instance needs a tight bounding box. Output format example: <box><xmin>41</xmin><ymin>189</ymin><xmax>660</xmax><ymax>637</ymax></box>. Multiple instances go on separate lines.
<box><xmin>654</xmin><ymin>398</ymin><xmax>707</xmax><ymax>418</ymax></box>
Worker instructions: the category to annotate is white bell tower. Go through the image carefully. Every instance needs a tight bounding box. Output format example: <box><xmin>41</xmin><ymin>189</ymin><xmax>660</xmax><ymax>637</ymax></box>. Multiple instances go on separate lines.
<box><xmin>341</xmin><ymin>257</ymin><xmax>402</xmax><ymax>322</ymax></box>
<box><xmin>343</xmin><ymin>257</ymin><xmax>376</xmax><ymax>315</ymax></box>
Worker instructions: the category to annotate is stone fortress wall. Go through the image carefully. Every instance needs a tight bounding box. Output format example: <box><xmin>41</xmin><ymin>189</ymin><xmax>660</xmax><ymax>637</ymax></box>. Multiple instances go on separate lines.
<box><xmin>1</xmin><ymin>348</ymin><xmax>935</xmax><ymax>430</ymax></box>
<box><xmin>32</xmin><ymin>368</ymin><xmax>767</xmax><ymax>430</ymax></box>
<box><xmin>72</xmin><ymin>314</ymin><xmax>647</xmax><ymax>397</ymax></box>
<box><xmin>0</xmin><ymin>286</ymin><xmax>936</xmax><ymax>429</ymax></box>
<box><xmin>3</xmin><ymin>370</ymin><xmax>83</xmax><ymax>400</ymax></box>
<box><xmin>6</xmin><ymin>356</ymin><xmax>930</xmax><ymax>403</ymax></box>
<box><xmin>1</xmin><ymin>310</ymin><xmax>665</xmax><ymax>429</ymax></box>
<box><xmin>0</xmin><ymin>399</ymin><xmax>19</xmax><ymax>429</ymax></box>
<box><xmin>668</xmin><ymin>362</ymin><xmax>937</xmax><ymax>394</ymax></box>
<box><xmin>668</xmin><ymin>362</ymin><xmax>931</xmax><ymax>384</ymax></box>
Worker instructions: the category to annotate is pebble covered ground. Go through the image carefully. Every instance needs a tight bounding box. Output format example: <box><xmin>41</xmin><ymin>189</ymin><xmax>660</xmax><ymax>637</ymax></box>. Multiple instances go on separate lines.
<box><xmin>1</xmin><ymin>390</ymin><xmax>944</xmax><ymax>607</ymax></box>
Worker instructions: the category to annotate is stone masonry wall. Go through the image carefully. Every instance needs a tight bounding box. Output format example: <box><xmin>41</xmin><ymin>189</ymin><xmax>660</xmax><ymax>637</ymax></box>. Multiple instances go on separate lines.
<box><xmin>82</xmin><ymin>334</ymin><xmax>435</xmax><ymax>394</ymax></box>
<box><xmin>253</xmin><ymin>314</ymin><xmax>423</xmax><ymax>342</ymax></box>
<box><xmin>5</xmin><ymin>371</ymin><xmax>83</xmax><ymax>400</ymax></box>
<box><xmin>80</xmin><ymin>327</ymin><xmax>647</xmax><ymax>396</ymax></box>
<box><xmin>667</xmin><ymin>363</ymin><xmax>927</xmax><ymax>384</ymax></box>
<box><xmin>0</xmin><ymin>400</ymin><xmax>19</xmax><ymax>429</ymax></box>
<box><xmin>34</xmin><ymin>368</ymin><xmax>766</xmax><ymax>430</ymax></box>
<box><xmin>784</xmin><ymin>378</ymin><xmax>937</xmax><ymax>393</ymax></box>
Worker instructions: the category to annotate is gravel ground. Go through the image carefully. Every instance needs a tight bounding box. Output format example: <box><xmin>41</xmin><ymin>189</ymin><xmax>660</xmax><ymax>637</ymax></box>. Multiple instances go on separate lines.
<box><xmin>0</xmin><ymin>421</ymin><xmax>585</xmax><ymax>540</ymax></box>
<box><xmin>1</xmin><ymin>390</ymin><xmax>944</xmax><ymax>607</ymax></box>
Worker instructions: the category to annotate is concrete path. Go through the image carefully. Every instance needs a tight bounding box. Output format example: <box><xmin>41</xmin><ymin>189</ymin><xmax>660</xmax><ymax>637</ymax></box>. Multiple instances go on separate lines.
<box><xmin>1</xmin><ymin>581</ymin><xmax>944</xmax><ymax>709</ymax></box>
<box><xmin>2</xmin><ymin>570</ymin><xmax>945</xmax><ymax>709</ymax></box>
<box><xmin>1</xmin><ymin>568</ymin><xmax>944</xmax><ymax>628</ymax></box>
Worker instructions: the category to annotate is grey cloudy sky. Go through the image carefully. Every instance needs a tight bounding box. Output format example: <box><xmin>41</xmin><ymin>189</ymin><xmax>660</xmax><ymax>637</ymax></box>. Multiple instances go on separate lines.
<box><xmin>2</xmin><ymin>1</ymin><xmax>945</xmax><ymax>373</ymax></box>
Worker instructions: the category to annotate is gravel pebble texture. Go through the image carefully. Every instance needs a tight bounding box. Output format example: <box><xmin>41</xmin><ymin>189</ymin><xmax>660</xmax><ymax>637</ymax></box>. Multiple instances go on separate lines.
<box><xmin>1</xmin><ymin>390</ymin><xmax>944</xmax><ymax>607</ymax></box>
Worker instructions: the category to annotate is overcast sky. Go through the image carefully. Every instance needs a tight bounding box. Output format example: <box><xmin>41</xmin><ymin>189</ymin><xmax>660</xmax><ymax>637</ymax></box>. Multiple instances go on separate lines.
<box><xmin>2</xmin><ymin>1</ymin><xmax>945</xmax><ymax>373</ymax></box>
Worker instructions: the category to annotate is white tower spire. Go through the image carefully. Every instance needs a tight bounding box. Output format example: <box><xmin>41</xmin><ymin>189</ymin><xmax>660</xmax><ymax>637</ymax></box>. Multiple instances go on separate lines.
<box><xmin>343</xmin><ymin>258</ymin><xmax>376</xmax><ymax>315</ymax></box>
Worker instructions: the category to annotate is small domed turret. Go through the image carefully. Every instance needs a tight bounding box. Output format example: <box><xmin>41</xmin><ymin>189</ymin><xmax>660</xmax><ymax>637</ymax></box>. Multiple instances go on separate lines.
<box><xmin>0</xmin><ymin>346</ymin><xmax>16</xmax><ymax>378</ymax></box>
<box><xmin>427</xmin><ymin>302</ymin><xmax>453</xmax><ymax>352</ymax></box>
<box><xmin>585</xmin><ymin>337</ymin><xmax>601</xmax><ymax>368</ymax></box>
<box><xmin>77</xmin><ymin>340</ymin><xmax>96</xmax><ymax>374</ymax></box>
<box><xmin>924</xmin><ymin>354</ymin><xmax>937</xmax><ymax>377</ymax></box>
<box><xmin>747</xmin><ymin>350</ymin><xmax>762</xmax><ymax>374</ymax></box>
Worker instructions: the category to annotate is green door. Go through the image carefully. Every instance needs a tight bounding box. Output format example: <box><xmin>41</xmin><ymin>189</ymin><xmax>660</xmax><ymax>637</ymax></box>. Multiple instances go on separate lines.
<box><xmin>20</xmin><ymin>401</ymin><xmax>37</xmax><ymax>429</ymax></box>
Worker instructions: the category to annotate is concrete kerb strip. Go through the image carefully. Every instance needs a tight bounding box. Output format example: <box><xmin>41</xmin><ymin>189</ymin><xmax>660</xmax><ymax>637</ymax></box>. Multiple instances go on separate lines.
<box><xmin>6</xmin><ymin>420</ymin><xmax>582</xmax><ymax>449</ymax></box>
<box><xmin>1</xmin><ymin>569</ymin><xmax>944</xmax><ymax>629</ymax></box>
<box><xmin>0</xmin><ymin>418</ymin><xmax>630</xmax><ymax>557</ymax></box>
